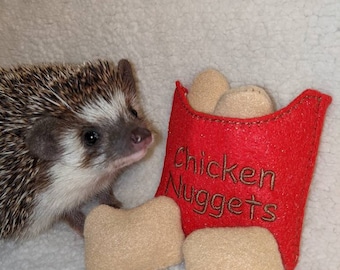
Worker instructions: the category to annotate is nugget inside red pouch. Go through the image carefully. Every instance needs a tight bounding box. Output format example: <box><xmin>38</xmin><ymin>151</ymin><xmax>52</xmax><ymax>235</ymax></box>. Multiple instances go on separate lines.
<box><xmin>156</xmin><ymin>81</ymin><xmax>331</xmax><ymax>270</ymax></box>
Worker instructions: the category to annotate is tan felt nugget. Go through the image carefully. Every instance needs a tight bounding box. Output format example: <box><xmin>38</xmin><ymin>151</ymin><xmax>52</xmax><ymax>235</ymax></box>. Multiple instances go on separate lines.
<box><xmin>183</xmin><ymin>227</ymin><xmax>284</xmax><ymax>270</ymax></box>
<box><xmin>214</xmin><ymin>85</ymin><xmax>275</xmax><ymax>118</ymax></box>
<box><xmin>187</xmin><ymin>69</ymin><xmax>230</xmax><ymax>114</ymax></box>
<box><xmin>84</xmin><ymin>196</ymin><xmax>184</xmax><ymax>270</ymax></box>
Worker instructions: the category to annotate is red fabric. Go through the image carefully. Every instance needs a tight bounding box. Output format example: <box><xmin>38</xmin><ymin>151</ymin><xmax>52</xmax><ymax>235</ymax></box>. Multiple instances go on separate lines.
<box><xmin>156</xmin><ymin>81</ymin><xmax>332</xmax><ymax>270</ymax></box>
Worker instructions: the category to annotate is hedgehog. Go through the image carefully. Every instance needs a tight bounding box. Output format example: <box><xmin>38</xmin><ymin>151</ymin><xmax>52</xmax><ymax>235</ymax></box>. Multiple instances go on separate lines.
<box><xmin>0</xmin><ymin>59</ymin><xmax>154</xmax><ymax>239</ymax></box>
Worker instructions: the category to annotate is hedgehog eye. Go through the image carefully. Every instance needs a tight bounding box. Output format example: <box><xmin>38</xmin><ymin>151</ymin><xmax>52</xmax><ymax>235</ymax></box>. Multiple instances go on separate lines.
<box><xmin>129</xmin><ymin>108</ymin><xmax>138</xmax><ymax>118</ymax></box>
<box><xmin>84</xmin><ymin>130</ymin><xmax>99</xmax><ymax>146</ymax></box>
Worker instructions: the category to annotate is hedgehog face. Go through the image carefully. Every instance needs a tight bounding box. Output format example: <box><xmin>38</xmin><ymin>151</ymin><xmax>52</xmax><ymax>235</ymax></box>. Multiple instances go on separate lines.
<box><xmin>54</xmin><ymin>119</ymin><xmax>152</xmax><ymax>175</ymax></box>
<box><xmin>79</xmin><ymin>119</ymin><xmax>153</xmax><ymax>170</ymax></box>
<box><xmin>25</xmin><ymin>59</ymin><xmax>153</xmax><ymax>174</ymax></box>
<box><xmin>60</xmin><ymin>94</ymin><xmax>153</xmax><ymax>172</ymax></box>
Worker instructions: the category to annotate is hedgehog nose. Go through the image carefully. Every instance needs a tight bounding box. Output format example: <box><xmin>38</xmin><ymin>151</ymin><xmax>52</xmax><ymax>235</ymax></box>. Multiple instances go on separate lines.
<box><xmin>131</xmin><ymin>127</ymin><xmax>151</xmax><ymax>144</ymax></box>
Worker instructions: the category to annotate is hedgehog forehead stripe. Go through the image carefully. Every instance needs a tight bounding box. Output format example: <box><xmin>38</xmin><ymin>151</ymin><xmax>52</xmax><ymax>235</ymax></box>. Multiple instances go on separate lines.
<box><xmin>77</xmin><ymin>90</ymin><xmax>127</xmax><ymax>123</ymax></box>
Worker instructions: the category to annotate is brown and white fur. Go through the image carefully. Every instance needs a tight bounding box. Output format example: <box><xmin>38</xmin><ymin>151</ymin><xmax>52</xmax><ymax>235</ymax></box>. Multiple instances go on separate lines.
<box><xmin>0</xmin><ymin>59</ymin><xmax>153</xmax><ymax>239</ymax></box>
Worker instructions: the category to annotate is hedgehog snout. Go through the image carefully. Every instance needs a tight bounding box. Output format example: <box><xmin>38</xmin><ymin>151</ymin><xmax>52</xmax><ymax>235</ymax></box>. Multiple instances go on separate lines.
<box><xmin>130</xmin><ymin>127</ymin><xmax>152</xmax><ymax>151</ymax></box>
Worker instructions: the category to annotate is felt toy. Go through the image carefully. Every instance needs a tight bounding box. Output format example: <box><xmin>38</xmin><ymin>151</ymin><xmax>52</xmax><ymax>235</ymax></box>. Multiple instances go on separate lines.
<box><xmin>83</xmin><ymin>69</ymin><xmax>331</xmax><ymax>270</ymax></box>
<box><xmin>187</xmin><ymin>69</ymin><xmax>230</xmax><ymax>114</ymax></box>
<box><xmin>188</xmin><ymin>69</ymin><xmax>275</xmax><ymax>118</ymax></box>
<box><xmin>183</xmin><ymin>227</ymin><xmax>283</xmax><ymax>270</ymax></box>
<box><xmin>84</xmin><ymin>196</ymin><xmax>184</xmax><ymax>270</ymax></box>
<box><xmin>214</xmin><ymin>85</ymin><xmax>275</xmax><ymax>118</ymax></box>
<box><xmin>181</xmin><ymin>70</ymin><xmax>283</xmax><ymax>270</ymax></box>
<box><xmin>156</xmin><ymin>69</ymin><xmax>332</xmax><ymax>269</ymax></box>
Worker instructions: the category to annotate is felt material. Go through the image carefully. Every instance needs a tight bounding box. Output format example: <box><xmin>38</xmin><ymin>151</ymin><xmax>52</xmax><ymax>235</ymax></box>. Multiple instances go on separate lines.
<box><xmin>84</xmin><ymin>196</ymin><xmax>184</xmax><ymax>270</ymax></box>
<box><xmin>156</xmin><ymin>82</ymin><xmax>332</xmax><ymax>270</ymax></box>
<box><xmin>183</xmin><ymin>227</ymin><xmax>284</xmax><ymax>270</ymax></box>
<box><xmin>0</xmin><ymin>1</ymin><xmax>339</xmax><ymax>270</ymax></box>
<box><xmin>187</xmin><ymin>69</ymin><xmax>230</xmax><ymax>114</ymax></box>
<box><xmin>214</xmin><ymin>85</ymin><xmax>275</xmax><ymax>118</ymax></box>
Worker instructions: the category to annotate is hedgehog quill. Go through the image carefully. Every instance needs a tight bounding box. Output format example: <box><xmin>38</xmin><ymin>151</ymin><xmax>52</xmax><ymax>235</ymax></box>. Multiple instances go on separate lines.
<box><xmin>0</xmin><ymin>59</ymin><xmax>154</xmax><ymax>239</ymax></box>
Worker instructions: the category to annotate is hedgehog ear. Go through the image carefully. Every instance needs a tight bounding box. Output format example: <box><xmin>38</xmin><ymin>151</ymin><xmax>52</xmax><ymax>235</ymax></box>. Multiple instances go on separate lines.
<box><xmin>118</xmin><ymin>59</ymin><xmax>137</xmax><ymax>94</ymax></box>
<box><xmin>25</xmin><ymin>117</ymin><xmax>63</xmax><ymax>161</ymax></box>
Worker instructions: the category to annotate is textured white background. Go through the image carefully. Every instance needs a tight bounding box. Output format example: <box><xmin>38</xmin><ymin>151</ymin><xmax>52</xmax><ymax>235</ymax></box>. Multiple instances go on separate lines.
<box><xmin>0</xmin><ymin>0</ymin><xmax>339</xmax><ymax>269</ymax></box>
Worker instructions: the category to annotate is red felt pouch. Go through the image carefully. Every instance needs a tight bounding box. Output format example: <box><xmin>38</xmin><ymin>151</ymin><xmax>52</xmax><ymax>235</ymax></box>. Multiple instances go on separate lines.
<box><xmin>156</xmin><ymin>81</ymin><xmax>331</xmax><ymax>270</ymax></box>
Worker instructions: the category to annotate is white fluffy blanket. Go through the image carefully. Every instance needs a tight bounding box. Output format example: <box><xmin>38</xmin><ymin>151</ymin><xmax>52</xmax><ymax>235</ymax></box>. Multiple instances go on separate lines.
<box><xmin>0</xmin><ymin>1</ymin><xmax>339</xmax><ymax>269</ymax></box>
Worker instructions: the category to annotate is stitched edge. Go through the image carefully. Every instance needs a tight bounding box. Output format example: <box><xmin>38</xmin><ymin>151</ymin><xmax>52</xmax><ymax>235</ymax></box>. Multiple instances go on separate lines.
<box><xmin>176</xmin><ymin>84</ymin><xmax>323</xmax><ymax>126</ymax></box>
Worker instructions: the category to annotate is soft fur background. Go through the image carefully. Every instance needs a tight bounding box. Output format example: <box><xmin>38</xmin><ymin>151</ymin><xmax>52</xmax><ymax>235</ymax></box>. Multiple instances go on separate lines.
<box><xmin>0</xmin><ymin>1</ymin><xmax>339</xmax><ymax>269</ymax></box>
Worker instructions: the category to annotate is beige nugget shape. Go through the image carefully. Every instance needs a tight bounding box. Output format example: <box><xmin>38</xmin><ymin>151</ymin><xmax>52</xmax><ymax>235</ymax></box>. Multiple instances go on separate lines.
<box><xmin>185</xmin><ymin>69</ymin><xmax>282</xmax><ymax>270</ymax></box>
<box><xmin>84</xmin><ymin>196</ymin><xmax>184</xmax><ymax>270</ymax></box>
<box><xmin>183</xmin><ymin>227</ymin><xmax>284</xmax><ymax>270</ymax></box>
<box><xmin>187</xmin><ymin>69</ymin><xmax>230</xmax><ymax>114</ymax></box>
<box><xmin>214</xmin><ymin>85</ymin><xmax>275</xmax><ymax>118</ymax></box>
